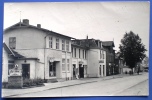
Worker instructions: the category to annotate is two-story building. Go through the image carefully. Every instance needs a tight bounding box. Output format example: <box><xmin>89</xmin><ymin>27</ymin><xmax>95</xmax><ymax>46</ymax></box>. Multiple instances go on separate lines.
<box><xmin>71</xmin><ymin>38</ymin><xmax>107</xmax><ymax>78</ymax></box>
<box><xmin>3</xmin><ymin>19</ymin><xmax>74</xmax><ymax>82</ymax></box>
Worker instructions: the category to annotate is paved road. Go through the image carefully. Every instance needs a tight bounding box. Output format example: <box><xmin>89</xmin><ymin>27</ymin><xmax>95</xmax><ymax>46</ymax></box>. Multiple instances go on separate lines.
<box><xmin>10</xmin><ymin>73</ymin><xmax>148</xmax><ymax>97</ymax></box>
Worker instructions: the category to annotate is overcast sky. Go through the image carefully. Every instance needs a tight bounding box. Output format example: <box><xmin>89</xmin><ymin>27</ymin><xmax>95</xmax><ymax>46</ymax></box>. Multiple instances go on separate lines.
<box><xmin>4</xmin><ymin>2</ymin><xmax>150</xmax><ymax>56</ymax></box>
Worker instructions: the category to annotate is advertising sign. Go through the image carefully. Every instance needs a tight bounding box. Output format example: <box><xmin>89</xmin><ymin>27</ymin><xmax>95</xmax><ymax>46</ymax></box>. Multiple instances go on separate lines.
<box><xmin>9</xmin><ymin>64</ymin><xmax>22</xmax><ymax>76</ymax></box>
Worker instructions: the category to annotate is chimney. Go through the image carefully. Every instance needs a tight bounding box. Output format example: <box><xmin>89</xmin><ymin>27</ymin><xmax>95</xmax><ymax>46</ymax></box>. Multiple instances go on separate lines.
<box><xmin>37</xmin><ymin>24</ymin><xmax>41</xmax><ymax>28</ymax></box>
<box><xmin>22</xmin><ymin>19</ymin><xmax>29</xmax><ymax>25</ymax></box>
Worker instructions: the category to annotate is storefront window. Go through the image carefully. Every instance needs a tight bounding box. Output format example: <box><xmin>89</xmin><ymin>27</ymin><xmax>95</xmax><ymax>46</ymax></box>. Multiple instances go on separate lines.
<box><xmin>49</xmin><ymin>62</ymin><xmax>56</xmax><ymax>77</ymax></box>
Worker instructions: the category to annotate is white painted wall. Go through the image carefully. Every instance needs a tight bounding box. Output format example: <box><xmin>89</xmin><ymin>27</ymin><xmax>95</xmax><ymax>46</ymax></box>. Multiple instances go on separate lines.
<box><xmin>87</xmin><ymin>49</ymin><xmax>98</xmax><ymax>77</ymax></box>
<box><xmin>2</xmin><ymin>48</ymin><xmax>9</xmax><ymax>82</ymax></box>
<box><xmin>15</xmin><ymin>60</ymin><xmax>37</xmax><ymax>79</ymax></box>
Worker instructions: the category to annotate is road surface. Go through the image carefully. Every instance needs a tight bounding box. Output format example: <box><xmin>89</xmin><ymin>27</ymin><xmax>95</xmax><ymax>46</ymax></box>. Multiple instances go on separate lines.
<box><xmin>9</xmin><ymin>73</ymin><xmax>149</xmax><ymax>97</ymax></box>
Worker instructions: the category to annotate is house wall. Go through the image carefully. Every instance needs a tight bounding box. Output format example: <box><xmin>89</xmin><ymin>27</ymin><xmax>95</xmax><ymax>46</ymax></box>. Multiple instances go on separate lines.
<box><xmin>2</xmin><ymin>48</ymin><xmax>10</xmax><ymax>82</ymax></box>
<box><xmin>36</xmin><ymin>62</ymin><xmax>44</xmax><ymax>79</ymax></box>
<box><xmin>4</xmin><ymin>27</ymin><xmax>72</xmax><ymax>80</ymax></box>
<box><xmin>71</xmin><ymin>46</ymin><xmax>88</xmax><ymax>78</ymax></box>
<box><xmin>4</xmin><ymin>28</ymin><xmax>46</xmax><ymax>49</ymax></box>
<box><xmin>45</xmin><ymin>49</ymin><xmax>72</xmax><ymax>80</ymax></box>
<box><xmin>98</xmin><ymin>50</ymin><xmax>106</xmax><ymax>77</ymax></box>
<box><xmin>15</xmin><ymin>60</ymin><xmax>37</xmax><ymax>79</ymax></box>
<box><xmin>87</xmin><ymin>49</ymin><xmax>98</xmax><ymax>77</ymax></box>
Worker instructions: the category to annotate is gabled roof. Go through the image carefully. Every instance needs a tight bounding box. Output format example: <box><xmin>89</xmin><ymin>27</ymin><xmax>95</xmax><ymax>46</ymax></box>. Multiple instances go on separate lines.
<box><xmin>102</xmin><ymin>41</ymin><xmax>115</xmax><ymax>47</ymax></box>
<box><xmin>4</xmin><ymin>21</ymin><xmax>75</xmax><ymax>39</ymax></box>
<box><xmin>3</xmin><ymin>42</ymin><xmax>25</xmax><ymax>58</ymax></box>
<box><xmin>3</xmin><ymin>43</ymin><xmax>39</xmax><ymax>60</ymax></box>
<box><xmin>3</xmin><ymin>43</ymin><xmax>15</xmax><ymax>56</ymax></box>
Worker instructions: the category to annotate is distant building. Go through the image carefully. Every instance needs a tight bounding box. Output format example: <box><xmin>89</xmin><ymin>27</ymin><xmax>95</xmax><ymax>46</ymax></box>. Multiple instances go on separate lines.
<box><xmin>71</xmin><ymin>39</ymin><xmax>107</xmax><ymax>78</ymax></box>
<box><xmin>102</xmin><ymin>41</ymin><xmax>115</xmax><ymax>76</ymax></box>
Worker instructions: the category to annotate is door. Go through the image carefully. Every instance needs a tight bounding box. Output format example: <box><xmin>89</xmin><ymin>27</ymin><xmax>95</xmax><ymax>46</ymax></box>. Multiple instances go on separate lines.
<box><xmin>73</xmin><ymin>64</ymin><xmax>76</xmax><ymax>78</ymax></box>
<box><xmin>99</xmin><ymin>65</ymin><xmax>101</xmax><ymax>76</ymax></box>
<box><xmin>22</xmin><ymin>64</ymin><xmax>30</xmax><ymax>79</ymax></box>
<box><xmin>49</xmin><ymin>62</ymin><xmax>56</xmax><ymax>77</ymax></box>
<box><xmin>79</xmin><ymin>64</ymin><xmax>84</xmax><ymax>78</ymax></box>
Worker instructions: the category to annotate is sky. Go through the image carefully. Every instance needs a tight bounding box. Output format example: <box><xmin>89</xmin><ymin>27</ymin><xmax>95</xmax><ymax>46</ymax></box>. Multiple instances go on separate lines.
<box><xmin>4</xmin><ymin>2</ymin><xmax>150</xmax><ymax>56</ymax></box>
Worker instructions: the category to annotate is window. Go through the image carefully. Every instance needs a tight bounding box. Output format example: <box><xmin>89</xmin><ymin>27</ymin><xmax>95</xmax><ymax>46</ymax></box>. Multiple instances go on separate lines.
<box><xmin>62</xmin><ymin>59</ymin><xmax>65</xmax><ymax>71</ymax></box>
<box><xmin>8</xmin><ymin>60</ymin><xmax>14</xmax><ymax>75</ymax></box>
<box><xmin>49</xmin><ymin>37</ymin><xmax>53</xmax><ymax>48</ymax></box>
<box><xmin>79</xmin><ymin>49</ymin><xmax>80</xmax><ymax>58</ymax></box>
<box><xmin>62</xmin><ymin>40</ymin><xmax>65</xmax><ymax>51</ymax></box>
<box><xmin>66</xmin><ymin>41</ymin><xmax>69</xmax><ymax>51</ymax></box>
<box><xmin>75</xmin><ymin>48</ymin><xmax>76</xmax><ymax>58</ymax></box>
<box><xmin>9</xmin><ymin>37</ymin><xmax>16</xmax><ymax>49</ymax></box>
<box><xmin>72</xmin><ymin>47</ymin><xmax>73</xmax><ymax>57</ymax></box>
<box><xmin>67</xmin><ymin>59</ymin><xmax>70</xmax><ymax>71</ymax></box>
<box><xmin>100</xmin><ymin>50</ymin><xmax>102</xmax><ymax>59</ymax></box>
<box><xmin>83</xmin><ymin>50</ymin><xmax>84</xmax><ymax>59</ymax></box>
<box><xmin>103</xmin><ymin>53</ymin><xmax>104</xmax><ymax>59</ymax></box>
<box><xmin>85</xmin><ymin>50</ymin><xmax>87</xmax><ymax>59</ymax></box>
<box><xmin>56</xmin><ymin>38</ymin><xmax>59</xmax><ymax>49</ymax></box>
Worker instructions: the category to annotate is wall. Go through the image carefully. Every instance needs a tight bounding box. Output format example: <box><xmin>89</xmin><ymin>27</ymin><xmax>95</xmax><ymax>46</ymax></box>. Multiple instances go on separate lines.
<box><xmin>36</xmin><ymin>62</ymin><xmax>44</xmax><ymax>79</ymax></box>
<box><xmin>2</xmin><ymin>48</ymin><xmax>9</xmax><ymax>82</ymax></box>
<box><xmin>87</xmin><ymin>49</ymin><xmax>98</xmax><ymax>77</ymax></box>
<box><xmin>15</xmin><ymin>60</ymin><xmax>36</xmax><ymax>79</ymax></box>
<box><xmin>45</xmin><ymin>34</ymin><xmax>71</xmax><ymax>52</ymax></box>
<box><xmin>4</xmin><ymin>28</ymin><xmax>46</xmax><ymax>49</ymax></box>
<box><xmin>98</xmin><ymin>50</ymin><xmax>107</xmax><ymax>77</ymax></box>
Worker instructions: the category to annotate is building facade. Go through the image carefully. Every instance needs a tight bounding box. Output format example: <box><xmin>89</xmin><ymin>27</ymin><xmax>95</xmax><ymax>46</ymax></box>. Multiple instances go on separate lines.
<box><xmin>3</xmin><ymin>19</ymin><xmax>74</xmax><ymax>82</ymax></box>
<box><xmin>2</xmin><ymin>19</ymin><xmax>116</xmax><ymax>82</ymax></box>
<box><xmin>71</xmin><ymin>39</ymin><xmax>107</xmax><ymax>78</ymax></box>
<box><xmin>102</xmin><ymin>41</ymin><xmax>115</xmax><ymax>76</ymax></box>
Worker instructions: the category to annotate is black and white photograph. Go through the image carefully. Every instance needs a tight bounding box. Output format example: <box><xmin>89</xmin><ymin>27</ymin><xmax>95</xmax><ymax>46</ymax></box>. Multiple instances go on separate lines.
<box><xmin>2</xmin><ymin>2</ymin><xmax>149</xmax><ymax>97</ymax></box>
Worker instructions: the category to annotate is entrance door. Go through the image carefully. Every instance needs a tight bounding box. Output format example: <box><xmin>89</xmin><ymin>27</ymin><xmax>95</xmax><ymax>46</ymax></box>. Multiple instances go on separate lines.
<box><xmin>22</xmin><ymin>64</ymin><xmax>30</xmax><ymax>79</ymax></box>
<box><xmin>99</xmin><ymin>65</ymin><xmax>101</xmax><ymax>76</ymax></box>
<box><xmin>49</xmin><ymin>62</ymin><xmax>56</xmax><ymax>77</ymax></box>
<box><xmin>73</xmin><ymin>64</ymin><xmax>76</xmax><ymax>78</ymax></box>
<box><xmin>79</xmin><ymin>64</ymin><xmax>84</xmax><ymax>78</ymax></box>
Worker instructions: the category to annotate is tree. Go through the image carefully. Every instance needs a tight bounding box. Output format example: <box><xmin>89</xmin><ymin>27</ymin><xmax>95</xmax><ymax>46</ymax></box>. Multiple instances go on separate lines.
<box><xmin>119</xmin><ymin>31</ymin><xmax>147</xmax><ymax>73</ymax></box>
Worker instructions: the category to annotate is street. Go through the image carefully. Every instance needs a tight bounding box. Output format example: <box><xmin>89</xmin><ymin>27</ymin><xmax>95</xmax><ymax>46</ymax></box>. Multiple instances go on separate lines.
<box><xmin>6</xmin><ymin>73</ymin><xmax>148</xmax><ymax>97</ymax></box>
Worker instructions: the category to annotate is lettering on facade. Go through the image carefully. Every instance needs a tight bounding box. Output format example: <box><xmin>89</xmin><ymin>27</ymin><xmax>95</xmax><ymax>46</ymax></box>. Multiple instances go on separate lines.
<box><xmin>79</xmin><ymin>61</ymin><xmax>83</xmax><ymax>64</ymax></box>
<box><xmin>99</xmin><ymin>60</ymin><xmax>104</xmax><ymax>63</ymax></box>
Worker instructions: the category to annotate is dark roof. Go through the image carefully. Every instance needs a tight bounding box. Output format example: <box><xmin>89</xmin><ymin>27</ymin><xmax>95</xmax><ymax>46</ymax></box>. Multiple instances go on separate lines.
<box><xmin>102</xmin><ymin>41</ymin><xmax>115</xmax><ymax>47</ymax></box>
<box><xmin>3</xmin><ymin>43</ymin><xmax>15</xmax><ymax>56</ymax></box>
<box><xmin>4</xmin><ymin>21</ymin><xmax>75</xmax><ymax>39</ymax></box>
<box><xmin>3</xmin><ymin>43</ymin><xmax>39</xmax><ymax>60</ymax></box>
<box><xmin>72</xmin><ymin>39</ymin><xmax>106</xmax><ymax>50</ymax></box>
<box><xmin>12</xmin><ymin>50</ymin><xmax>25</xmax><ymax>58</ymax></box>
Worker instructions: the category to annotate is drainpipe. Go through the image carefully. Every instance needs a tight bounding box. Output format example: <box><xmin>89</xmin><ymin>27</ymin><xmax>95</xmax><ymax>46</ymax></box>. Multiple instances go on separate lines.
<box><xmin>44</xmin><ymin>34</ymin><xmax>50</xmax><ymax>81</ymax></box>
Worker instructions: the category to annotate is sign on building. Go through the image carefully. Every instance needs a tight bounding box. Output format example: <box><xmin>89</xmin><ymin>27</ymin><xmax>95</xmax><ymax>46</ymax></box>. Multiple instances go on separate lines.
<box><xmin>9</xmin><ymin>64</ymin><xmax>22</xmax><ymax>76</ymax></box>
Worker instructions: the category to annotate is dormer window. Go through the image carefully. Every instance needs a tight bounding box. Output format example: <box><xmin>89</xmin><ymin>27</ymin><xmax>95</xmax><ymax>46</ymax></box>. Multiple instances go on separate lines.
<box><xmin>9</xmin><ymin>37</ymin><xmax>16</xmax><ymax>49</ymax></box>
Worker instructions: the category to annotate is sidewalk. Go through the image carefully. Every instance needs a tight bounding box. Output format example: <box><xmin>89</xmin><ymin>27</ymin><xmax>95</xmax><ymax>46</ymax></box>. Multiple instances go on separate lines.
<box><xmin>1</xmin><ymin>73</ymin><xmax>140</xmax><ymax>97</ymax></box>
